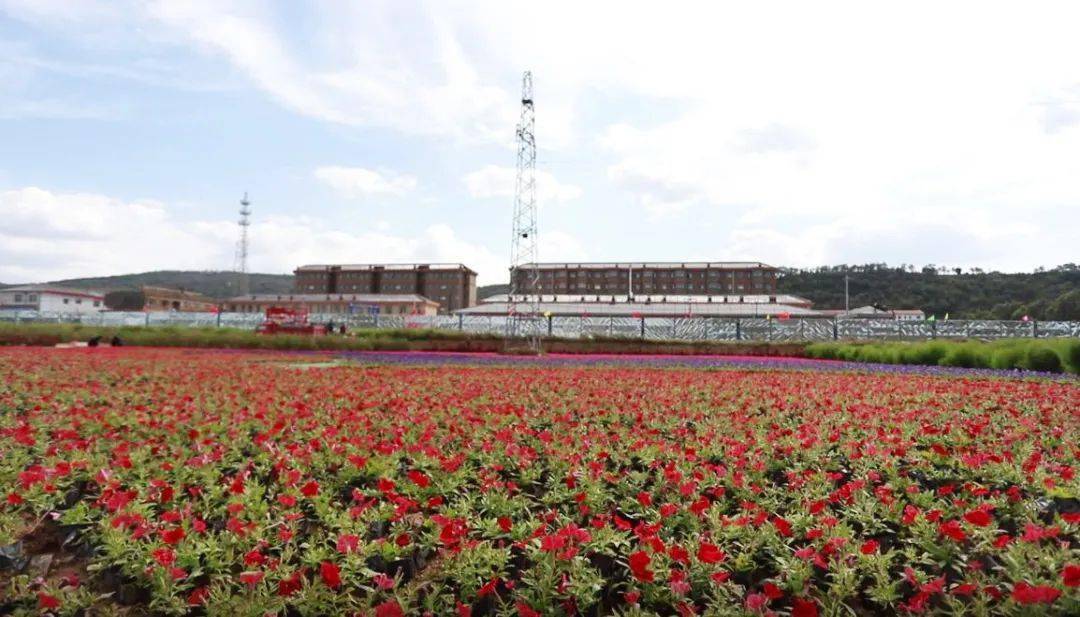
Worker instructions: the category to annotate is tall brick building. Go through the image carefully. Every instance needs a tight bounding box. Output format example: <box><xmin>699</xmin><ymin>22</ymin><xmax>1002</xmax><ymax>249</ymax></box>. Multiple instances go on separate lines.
<box><xmin>511</xmin><ymin>262</ymin><xmax>779</xmax><ymax>296</ymax></box>
<box><xmin>293</xmin><ymin>264</ymin><xmax>477</xmax><ymax>313</ymax></box>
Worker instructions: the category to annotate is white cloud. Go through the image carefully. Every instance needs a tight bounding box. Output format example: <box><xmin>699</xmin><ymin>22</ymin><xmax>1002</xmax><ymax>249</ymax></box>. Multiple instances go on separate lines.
<box><xmin>313</xmin><ymin>166</ymin><xmax>417</xmax><ymax>198</ymax></box>
<box><xmin>0</xmin><ymin>187</ymin><xmax>509</xmax><ymax>285</ymax></box>
<box><xmin>463</xmin><ymin>165</ymin><xmax>582</xmax><ymax>204</ymax></box>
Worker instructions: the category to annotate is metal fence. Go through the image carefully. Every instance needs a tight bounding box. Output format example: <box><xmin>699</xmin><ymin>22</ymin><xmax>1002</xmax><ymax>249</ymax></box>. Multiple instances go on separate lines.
<box><xmin>2</xmin><ymin>309</ymin><xmax>1079</xmax><ymax>342</ymax></box>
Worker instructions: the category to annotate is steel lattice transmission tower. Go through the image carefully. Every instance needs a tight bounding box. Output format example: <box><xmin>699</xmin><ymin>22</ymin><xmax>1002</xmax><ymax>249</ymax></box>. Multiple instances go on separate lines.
<box><xmin>234</xmin><ymin>192</ymin><xmax>252</xmax><ymax>296</ymax></box>
<box><xmin>506</xmin><ymin>71</ymin><xmax>542</xmax><ymax>353</ymax></box>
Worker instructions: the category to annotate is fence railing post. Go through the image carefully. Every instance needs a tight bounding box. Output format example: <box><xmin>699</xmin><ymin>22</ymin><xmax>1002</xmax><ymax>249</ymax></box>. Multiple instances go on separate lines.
<box><xmin>640</xmin><ymin>317</ymin><xmax>645</xmax><ymax>338</ymax></box>
<box><xmin>833</xmin><ymin>319</ymin><xmax>838</xmax><ymax>340</ymax></box>
<box><xmin>458</xmin><ymin>314</ymin><xmax>464</xmax><ymax>331</ymax></box>
<box><xmin>1033</xmin><ymin>321</ymin><xmax>1039</xmax><ymax>339</ymax></box>
<box><xmin>548</xmin><ymin>315</ymin><xmax>553</xmax><ymax>337</ymax></box>
<box><xmin>735</xmin><ymin>318</ymin><xmax>742</xmax><ymax>341</ymax></box>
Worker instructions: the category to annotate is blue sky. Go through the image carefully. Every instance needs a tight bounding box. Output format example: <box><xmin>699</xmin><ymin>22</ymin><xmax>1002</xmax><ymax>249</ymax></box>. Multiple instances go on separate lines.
<box><xmin>2</xmin><ymin>1</ymin><xmax>1080</xmax><ymax>284</ymax></box>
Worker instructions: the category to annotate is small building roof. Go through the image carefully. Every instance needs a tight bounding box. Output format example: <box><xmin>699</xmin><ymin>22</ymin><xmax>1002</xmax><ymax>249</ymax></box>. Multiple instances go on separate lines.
<box><xmin>225</xmin><ymin>293</ymin><xmax>438</xmax><ymax>305</ymax></box>
<box><xmin>294</xmin><ymin>263</ymin><xmax>477</xmax><ymax>275</ymax></box>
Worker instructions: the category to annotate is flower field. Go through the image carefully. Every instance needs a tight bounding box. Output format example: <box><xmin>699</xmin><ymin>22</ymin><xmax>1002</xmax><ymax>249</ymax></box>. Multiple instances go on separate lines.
<box><xmin>1</xmin><ymin>348</ymin><xmax>1077</xmax><ymax>616</ymax></box>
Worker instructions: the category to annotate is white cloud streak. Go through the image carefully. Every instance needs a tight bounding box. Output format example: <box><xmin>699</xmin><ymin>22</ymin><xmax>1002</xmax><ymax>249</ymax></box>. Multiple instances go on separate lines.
<box><xmin>313</xmin><ymin>167</ymin><xmax>417</xmax><ymax>198</ymax></box>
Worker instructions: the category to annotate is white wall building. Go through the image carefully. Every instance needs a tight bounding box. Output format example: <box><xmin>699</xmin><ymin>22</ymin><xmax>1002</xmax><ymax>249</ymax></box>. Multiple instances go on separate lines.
<box><xmin>0</xmin><ymin>286</ymin><xmax>105</xmax><ymax>314</ymax></box>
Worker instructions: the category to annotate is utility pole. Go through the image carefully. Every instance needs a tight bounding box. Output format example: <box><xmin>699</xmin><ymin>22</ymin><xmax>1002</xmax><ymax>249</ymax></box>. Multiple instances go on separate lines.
<box><xmin>235</xmin><ymin>192</ymin><xmax>251</xmax><ymax>296</ymax></box>
<box><xmin>844</xmin><ymin>272</ymin><xmax>850</xmax><ymax>313</ymax></box>
<box><xmin>506</xmin><ymin>71</ymin><xmax>541</xmax><ymax>353</ymax></box>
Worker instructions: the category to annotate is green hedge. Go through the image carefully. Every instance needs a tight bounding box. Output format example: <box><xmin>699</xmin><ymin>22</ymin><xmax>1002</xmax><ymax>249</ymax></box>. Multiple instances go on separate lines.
<box><xmin>805</xmin><ymin>338</ymin><xmax>1080</xmax><ymax>374</ymax></box>
<box><xmin>0</xmin><ymin>323</ymin><xmax>494</xmax><ymax>352</ymax></box>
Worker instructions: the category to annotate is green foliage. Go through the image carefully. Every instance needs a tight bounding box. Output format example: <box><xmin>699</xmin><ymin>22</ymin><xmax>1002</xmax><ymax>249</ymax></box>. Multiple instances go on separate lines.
<box><xmin>805</xmin><ymin>339</ymin><xmax>1078</xmax><ymax>374</ymax></box>
<box><xmin>777</xmin><ymin>263</ymin><xmax>1080</xmax><ymax>318</ymax></box>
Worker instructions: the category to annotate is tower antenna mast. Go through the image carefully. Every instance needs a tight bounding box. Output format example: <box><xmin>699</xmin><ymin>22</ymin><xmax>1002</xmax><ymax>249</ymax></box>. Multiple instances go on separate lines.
<box><xmin>506</xmin><ymin>71</ymin><xmax>541</xmax><ymax>353</ymax></box>
<box><xmin>235</xmin><ymin>192</ymin><xmax>251</xmax><ymax>296</ymax></box>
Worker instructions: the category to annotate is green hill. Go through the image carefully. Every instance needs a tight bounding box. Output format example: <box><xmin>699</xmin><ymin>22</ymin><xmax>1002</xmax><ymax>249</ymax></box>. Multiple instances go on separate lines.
<box><xmin>14</xmin><ymin>271</ymin><xmax>294</xmax><ymax>299</ymax></box>
<box><xmin>778</xmin><ymin>264</ymin><xmax>1080</xmax><ymax>320</ymax></box>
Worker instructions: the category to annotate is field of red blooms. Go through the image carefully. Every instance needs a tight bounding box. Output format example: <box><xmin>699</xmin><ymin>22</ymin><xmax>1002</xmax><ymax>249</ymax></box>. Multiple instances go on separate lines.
<box><xmin>1</xmin><ymin>347</ymin><xmax>1077</xmax><ymax>616</ymax></box>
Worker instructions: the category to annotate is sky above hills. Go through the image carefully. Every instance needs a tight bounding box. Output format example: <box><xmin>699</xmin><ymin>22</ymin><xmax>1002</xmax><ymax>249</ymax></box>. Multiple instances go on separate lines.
<box><xmin>2</xmin><ymin>1</ymin><xmax>1079</xmax><ymax>284</ymax></box>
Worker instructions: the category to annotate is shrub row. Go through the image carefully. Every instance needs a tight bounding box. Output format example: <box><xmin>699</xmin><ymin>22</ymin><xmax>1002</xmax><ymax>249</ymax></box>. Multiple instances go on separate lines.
<box><xmin>805</xmin><ymin>338</ymin><xmax>1080</xmax><ymax>374</ymax></box>
<box><xmin>0</xmin><ymin>323</ymin><xmax>800</xmax><ymax>356</ymax></box>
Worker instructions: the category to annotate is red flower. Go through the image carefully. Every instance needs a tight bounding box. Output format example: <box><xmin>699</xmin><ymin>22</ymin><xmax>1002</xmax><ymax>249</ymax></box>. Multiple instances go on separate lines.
<box><xmin>320</xmin><ymin>561</ymin><xmax>341</xmax><ymax>590</ymax></box>
<box><xmin>238</xmin><ymin>571</ymin><xmax>264</xmax><ymax>586</ymax></box>
<box><xmin>697</xmin><ymin>541</ymin><xmax>726</xmax><ymax>564</ymax></box>
<box><xmin>516</xmin><ymin>603</ymin><xmax>541</xmax><ymax>617</ymax></box>
<box><xmin>187</xmin><ymin>586</ymin><xmax>209</xmax><ymax>606</ymax></box>
<box><xmin>278</xmin><ymin>571</ymin><xmax>304</xmax><ymax>597</ymax></box>
<box><xmin>1063</xmin><ymin>564</ymin><xmax>1080</xmax><ymax>587</ymax></box>
<box><xmin>773</xmin><ymin>517</ymin><xmax>793</xmax><ymax>537</ymax></box>
<box><xmin>374</xmin><ymin>573</ymin><xmax>395</xmax><ymax>590</ymax></box>
<box><xmin>336</xmin><ymin>533</ymin><xmax>360</xmax><ymax>554</ymax></box>
<box><xmin>791</xmin><ymin>597</ymin><xmax>819</xmax><ymax>617</ymax></box>
<box><xmin>963</xmin><ymin>509</ymin><xmax>993</xmax><ymax>527</ymax></box>
<box><xmin>300</xmin><ymin>481</ymin><xmax>319</xmax><ymax>497</ymax></box>
<box><xmin>152</xmin><ymin>547</ymin><xmax>176</xmax><ymax>567</ymax></box>
<box><xmin>860</xmin><ymin>539</ymin><xmax>879</xmax><ymax>555</ymax></box>
<box><xmin>498</xmin><ymin>516</ymin><xmax>512</xmax><ymax>533</ymax></box>
<box><xmin>374</xmin><ymin>600</ymin><xmax>405</xmax><ymax>617</ymax></box>
<box><xmin>637</xmin><ymin>491</ymin><xmax>652</xmax><ymax>506</ymax></box>
<box><xmin>745</xmin><ymin>592</ymin><xmax>769</xmax><ymax>612</ymax></box>
<box><xmin>277</xmin><ymin>494</ymin><xmax>297</xmax><ymax>507</ymax></box>
<box><xmin>939</xmin><ymin>520</ymin><xmax>967</xmax><ymax>542</ymax></box>
<box><xmin>161</xmin><ymin>527</ymin><xmax>185</xmax><ymax>545</ymax></box>
<box><xmin>762</xmin><ymin>582</ymin><xmax>784</xmax><ymax>600</ymax></box>
<box><xmin>38</xmin><ymin>592</ymin><xmax>61</xmax><ymax>610</ymax></box>
<box><xmin>477</xmin><ymin>577</ymin><xmax>498</xmax><ymax>597</ymax></box>
<box><xmin>407</xmin><ymin>470</ymin><xmax>431</xmax><ymax>488</ymax></box>
<box><xmin>1011</xmin><ymin>581</ymin><xmax>1061</xmax><ymax>604</ymax></box>
<box><xmin>628</xmin><ymin>550</ymin><xmax>654</xmax><ymax>582</ymax></box>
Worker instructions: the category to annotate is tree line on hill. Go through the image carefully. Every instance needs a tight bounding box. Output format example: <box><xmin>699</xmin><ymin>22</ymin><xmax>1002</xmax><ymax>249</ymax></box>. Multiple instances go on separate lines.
<box><xmin>4</xmin><ymin>264</ymin><xmax>1078</xmax><ymax>321</ymax></box>
<box><xmin>779</xmin><ymin>263</ymin><xmax>1080</xmax><ymax>320</ymax></box>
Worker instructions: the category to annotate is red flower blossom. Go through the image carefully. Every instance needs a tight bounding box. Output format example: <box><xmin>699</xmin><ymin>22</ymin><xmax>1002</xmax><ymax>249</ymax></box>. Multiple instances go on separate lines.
<box><xmin>374</xmin><ymin>600</ymin><xmax>405</xmax><ymax>617</ymax></box>
<box><xmin>963</xmin><ymin>509</ymin><xmax>993</xmax><ymax>527</ymax></box>
<box><xmin>1063</xmin><ymin>564</ymin><xmax>1080</xmax><ymax>587</ymax></box>
<box><xmin>860</xmin><ymin>539</ymin><xmax>879</xmax><ymax>555</ymax></box>
<box><xmin>160</xmin><ymin>527</ymin><xmax>185</xmax><ymax>545</ymax></box>
<box><xmin>628</xmin><ymin>550</ymin><xmax>654</xmax><ymax>582</ymax></box>
<box><xmin>336</xmin><ymin>533</ymin><xmax>360</xmax><ymax>554</ymax></box>
<box><xmin>238</xmin><ymin>571</ymin><xmax>264</xmax><ymax>586</ymax></box>
<box><xmin>1011</xmin><ymin>581</ymin><xmax>1061</xmax><ymax>604</ymax></box>
<box><xmin>300</xmin><ymin>481</ymin><xmax>319</xmax><ymax>497</ymax></box>
<box><xmin>791</xmin><ymin>597</ymin><xmax>819</xmax><ymax>617</ymax></box>
<box><xmin>320</xmin><ymin>561</ymin><xmax>341</xmax><ymax>590</ymax></box>
<box><xmin>773</xmin><ymin>517</ymin><xmax>793</xmax><ymax>537</ymax></box>
<box><xmin>38</xmin><ymin>592</ymin><xmax>60</xmax><ymax>610</ymax></box>
<box><xmin>187</xmin><ymin>586</ymin><xmax>209</xmax><ymax>606</ymax></box>
<box><xmin>407</xmin><ymin>470</ymin><xmax>431</xmax><ymax>487</ymax></box>
<box><xmin>697</xmin><ymin>541</ymin><xmax>726</xmax><ymax>564</ymax></box>
<box><xmin>939</xmin><ymin>519</ymin><xmax>967</xmax><ymax>542</ymax></box>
